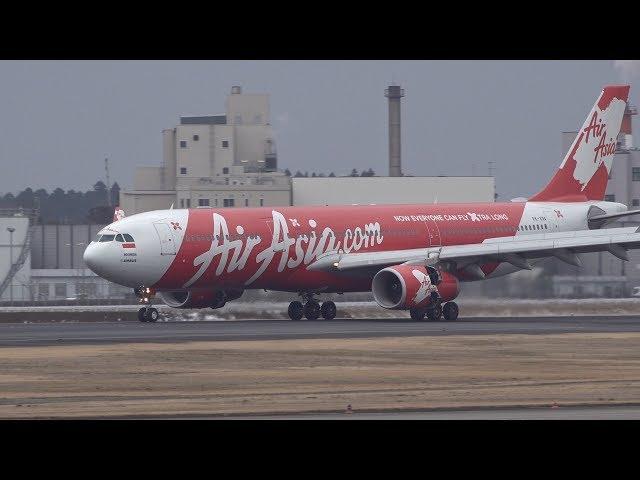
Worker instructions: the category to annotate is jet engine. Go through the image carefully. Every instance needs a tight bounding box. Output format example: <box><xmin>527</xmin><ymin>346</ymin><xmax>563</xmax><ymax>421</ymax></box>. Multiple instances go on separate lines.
<box><xmin>372</xmin><ymin>265</ymin><xmax>459</xmax><ymax>310</ymax></box>
<box><xmin>158</xmin><ymin>289</ymin><xmax>244</xmax><ymax>309</ymax></box>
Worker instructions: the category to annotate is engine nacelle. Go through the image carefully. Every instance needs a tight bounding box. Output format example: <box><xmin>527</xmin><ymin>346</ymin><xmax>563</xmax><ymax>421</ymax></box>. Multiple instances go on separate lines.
<box><xmin>158</xmin><ymin>289</ymin><xmax>243</xmax><ymax>309</ymax></box>
<box><xmin>372</xmin><ymin>265</ymin><xmax>459</xmax><ymax>310</ymax></box>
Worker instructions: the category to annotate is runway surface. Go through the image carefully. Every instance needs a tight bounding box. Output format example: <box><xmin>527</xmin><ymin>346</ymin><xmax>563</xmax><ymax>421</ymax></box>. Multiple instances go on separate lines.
<box><xmin>218</xmin><ymin>404</ymin><xmax>640</xmax><ymax>420</ymax></box>
<box><xmin>2</xmin><ymin>315</ymin><xmax>640</xmax><ymax>346</ymax></box>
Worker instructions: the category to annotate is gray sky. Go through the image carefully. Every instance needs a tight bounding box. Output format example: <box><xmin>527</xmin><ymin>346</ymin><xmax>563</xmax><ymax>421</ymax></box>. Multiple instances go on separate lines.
<box><xmin>0</xmin><ymin>60</ymin><xmax>637</xmax><ymax>201</ymax></box>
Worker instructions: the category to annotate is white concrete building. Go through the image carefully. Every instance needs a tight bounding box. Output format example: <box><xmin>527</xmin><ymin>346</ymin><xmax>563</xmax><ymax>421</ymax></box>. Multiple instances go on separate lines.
<box><xmin>292</xmin><ymin>176</ymin><xmax>495</xmax><ymax>206</ymax></box>
<box><xmin>121</xmin><ymin>86</ymin><xmax>291</xmax><ymax>214</ymax></box>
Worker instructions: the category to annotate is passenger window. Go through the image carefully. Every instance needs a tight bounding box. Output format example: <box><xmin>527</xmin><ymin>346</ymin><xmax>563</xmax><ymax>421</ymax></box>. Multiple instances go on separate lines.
<box><xmin>99</xmin><ymin>235</ymin><xmax>115</xmax><ymax>242</ymax></box>
<box><xmin>123</xmin><ymin>234</ymin><xmax>134</xmax><ymax>242</ymax></box>
<box><xmin>115</xmin><ymin>234</ymin><xmax>124</xmax><ymax>242</ymax></box>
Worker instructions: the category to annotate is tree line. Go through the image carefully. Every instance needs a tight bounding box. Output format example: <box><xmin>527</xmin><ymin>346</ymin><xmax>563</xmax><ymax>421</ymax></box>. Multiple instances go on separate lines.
<box><xmin>0</xmin><ymin>181</ymin><xmax>120</xmax><ymax>224</ymax></box>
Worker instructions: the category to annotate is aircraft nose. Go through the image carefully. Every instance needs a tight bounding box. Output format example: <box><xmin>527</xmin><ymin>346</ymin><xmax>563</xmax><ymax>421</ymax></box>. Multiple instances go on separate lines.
<box><xmin>83</xmin><ymin>243</ymin><xmax>101</xmax><ymax>274</ymax></box>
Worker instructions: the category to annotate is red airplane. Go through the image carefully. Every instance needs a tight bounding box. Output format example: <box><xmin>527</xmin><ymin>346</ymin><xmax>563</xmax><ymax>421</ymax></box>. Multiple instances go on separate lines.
<box><xmin>84</xmin><ymin>85</ymin><xmax>640</xmax><ymax>322</ymax></box>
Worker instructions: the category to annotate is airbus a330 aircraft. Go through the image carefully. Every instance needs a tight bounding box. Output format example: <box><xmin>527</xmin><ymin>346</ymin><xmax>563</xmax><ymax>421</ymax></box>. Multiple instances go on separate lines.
<box><xmin>85</xmin><ymin>85</ymin><xmax>640</xmax><ymax>322</ymax></box>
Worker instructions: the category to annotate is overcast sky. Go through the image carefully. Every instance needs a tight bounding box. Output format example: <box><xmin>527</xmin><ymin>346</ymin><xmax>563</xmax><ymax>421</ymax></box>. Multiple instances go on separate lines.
<box><xmin>0</xmin><ymin>60</ymin><xmax>638</xmax><ymax>201</ymax></box>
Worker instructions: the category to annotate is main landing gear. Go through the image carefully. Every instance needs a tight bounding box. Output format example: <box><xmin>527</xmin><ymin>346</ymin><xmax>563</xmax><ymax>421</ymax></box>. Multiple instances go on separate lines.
<box><xmin>288</xmin><ymin>294</ymin><xmax>337</xmax><ymax>321</ymax></box>
<box><xmin>409</xmin><ymin>301</ymin><xmax>459</xmax><ymax>321</ymax></box>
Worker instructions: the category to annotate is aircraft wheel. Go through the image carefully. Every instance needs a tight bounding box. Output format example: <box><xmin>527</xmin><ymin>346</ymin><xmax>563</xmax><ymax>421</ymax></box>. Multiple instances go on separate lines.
<box><xmin>145</xmin><ymin>308</ymin><xmax>159</xmax><ymax>323</ymax></box>
<box><xmin>409</xmin><ymin>307</ymin><xmax>425</xmax><ymax>321</ymax></box>
<box><xmin>304</xmin><ymin>301</ymin><xmax>321</xmax><ymax>320</ymax></box>
<box><xmin>320</xmin><ymin>301</ymin><xmax>337</xmax><ymax>320</ymax></box>
<box><xmin>138</xmin><ymin>308</ymin><xmax>147</xmax><ymax>322</ymax></box>
<box><xmin>288</xmin><ymin>301</ymin><xmax>304</xmax><ymax>321</ymax></box>
<box><xmin>426</xmin><ymin>304</ymin><xmax>442</xmax><ymax>321</ymax></box>
<box><xmin>442</xmin><ymin>302</ymin><xmax>459</xmax><ymax>321</ymax></box>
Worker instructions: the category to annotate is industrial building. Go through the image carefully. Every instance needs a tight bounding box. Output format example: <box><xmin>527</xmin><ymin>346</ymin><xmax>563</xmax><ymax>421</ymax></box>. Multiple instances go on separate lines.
<box><xmin>0</xmin><ymin>212</ymin><xmax>129</xmax><ymax>304</ymax></box>
<box><xmin>1</xmin><ymin>83</ymin><xmax>497</xmax><ymax>304</ymax></box>
<box><xmin>120</xmin><ymin>86</ymin><xmax>291</xmax><ymax>214</ymax></box>
<box><xmin>121</xmin><ymin>84</ymin><xmax>495</xmax><ymax>213</ymax></box>
<box><xmin>0</xmin><ymin>211</ymin><xmax>31</xmax><ymax>302</ymax></box>
<box><xmin>292</xmin><ymin>176</ymin><xmax>494</xmax><ymax>206</ymax></box>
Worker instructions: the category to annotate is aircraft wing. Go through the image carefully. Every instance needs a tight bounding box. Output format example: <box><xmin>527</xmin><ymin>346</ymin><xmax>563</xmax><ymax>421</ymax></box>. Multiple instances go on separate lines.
<box><xmin>307</xmin><ymin>226</ymin><xmax>640</xmax><ymax>275</ymax></box>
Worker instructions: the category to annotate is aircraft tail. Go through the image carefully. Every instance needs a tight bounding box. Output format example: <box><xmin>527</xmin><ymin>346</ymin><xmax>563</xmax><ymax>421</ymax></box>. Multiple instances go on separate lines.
<box><xmin>113</xmin><ymin>206</ymin><xmax>125</xmax><ymax>222</ymax></box>
<box><xmin>530</xmin><ymin>85</ymin><xmax>630</xmax><ymax>202</ymax></box>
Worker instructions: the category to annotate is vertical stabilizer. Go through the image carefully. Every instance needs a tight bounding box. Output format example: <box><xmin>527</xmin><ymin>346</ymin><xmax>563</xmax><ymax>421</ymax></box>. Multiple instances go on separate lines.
<box><xmin>530</xmin><ymin>85</ymin><xmax>630</xmax><ymax>202</ymax></box>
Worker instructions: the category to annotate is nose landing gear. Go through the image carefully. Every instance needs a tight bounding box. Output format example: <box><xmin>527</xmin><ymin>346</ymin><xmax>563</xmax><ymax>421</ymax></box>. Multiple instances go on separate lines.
<box><xmin>134</xmin><ymin>286</ymin><xmax>159</xmax><ymax>323</ymax></box>
<box><xmin>138</xmin><ymin>307</ymin><xmax>159</xmax><ymax>323</ymax></box>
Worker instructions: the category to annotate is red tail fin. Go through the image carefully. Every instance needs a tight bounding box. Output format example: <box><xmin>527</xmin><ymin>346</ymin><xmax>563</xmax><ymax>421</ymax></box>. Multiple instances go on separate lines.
<box><xmin>113</xmin><ymin>206</ymin><xmax>125</xmax><ymax>222</ymax></box>
<box><xmin>530</xmin><ymin>85</ymin><xmax>630</xmax><ymax>202</ymax></box>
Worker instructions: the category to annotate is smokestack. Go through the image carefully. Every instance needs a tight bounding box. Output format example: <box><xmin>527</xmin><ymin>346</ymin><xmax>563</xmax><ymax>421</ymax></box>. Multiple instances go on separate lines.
<box><xmin>385</xmin><ymin>85</ymin><xmax>405</xmax><ymax>177</ymax></box>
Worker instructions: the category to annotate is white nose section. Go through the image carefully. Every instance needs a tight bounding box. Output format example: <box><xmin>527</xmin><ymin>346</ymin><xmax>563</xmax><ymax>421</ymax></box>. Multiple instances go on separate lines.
<box><xmin>83</xmin><ymin>242</ymin><xmax>120</xmax><ymax>280</ymax></box>
<box><xmin>83</xmin><ymin>243</ymin><xmax>102</xmax><ymax>275</ymax></box>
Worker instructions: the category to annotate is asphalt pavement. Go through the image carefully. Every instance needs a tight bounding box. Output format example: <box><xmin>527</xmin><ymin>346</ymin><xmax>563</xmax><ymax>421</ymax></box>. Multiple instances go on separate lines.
<box><xmin>2</xmin><ymin>315</ymin><xmax>640</xmax><ymax>346</ymax></box>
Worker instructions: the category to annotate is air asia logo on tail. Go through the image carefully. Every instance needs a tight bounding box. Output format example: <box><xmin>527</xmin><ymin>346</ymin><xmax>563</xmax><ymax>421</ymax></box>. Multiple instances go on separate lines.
<box><xmin>530</xmin><ymin>85</ymin><xmax>630</xmax><ymax>202</ymax></box>
<box><xmin>584</xmin><ymin>111</ymin><xmax>617</xmax><ymax>164</ymax></box>
<box><xmin>113</xmin><ymin>207</ymin><xmax>125</xmax><ymax>222</ymax></box>
<box><xmin>569</xmin><ymin>89</ymin><xmax>627</xmax><ymax>191</ymax></box>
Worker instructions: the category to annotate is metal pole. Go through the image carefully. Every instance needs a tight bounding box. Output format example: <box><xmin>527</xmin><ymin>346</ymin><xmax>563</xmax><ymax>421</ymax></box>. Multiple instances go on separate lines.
<box><xmin>7</xmin><ymin>227</ymin><xmax>14</xmax><ymax>305</ymax></box>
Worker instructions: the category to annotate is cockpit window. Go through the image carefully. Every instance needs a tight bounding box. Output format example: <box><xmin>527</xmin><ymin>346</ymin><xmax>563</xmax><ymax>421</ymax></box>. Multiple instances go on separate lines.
<box><xmin>94</xmin><ymin>234</ymin><xmax>102</xmax><ymax>242</ymax></box>
<box><xmin>123</xmin><ymin>234</ymin><xmax>134</xmax><ymax>242</ymax></box>
<box><xmin>115</xmin><ymin>234</ymin><xmax>124</xmax><ymax>242</ymax></box>
<box><xmin>99</xmin><ymin>234</ymin><xmax>115</xmax><ymax>242</ymax></box>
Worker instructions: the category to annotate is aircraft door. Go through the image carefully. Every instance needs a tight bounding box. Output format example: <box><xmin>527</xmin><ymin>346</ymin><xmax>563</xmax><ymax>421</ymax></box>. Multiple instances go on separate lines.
<box><xmin>425</xmin><ymin>220</ymin><xmax>442</xmax><ymax>247</ymax></box>
<box><xmin>154</xmin><ymin>223</ymin><xmax>177</xmax><ymax>255</ymax></box>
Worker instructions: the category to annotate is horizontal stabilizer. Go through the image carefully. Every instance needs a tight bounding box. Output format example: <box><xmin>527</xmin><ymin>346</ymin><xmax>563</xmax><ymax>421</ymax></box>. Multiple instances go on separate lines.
<box><xmin>588</xmin><ymin>209</ymin><xmax>640</xmax><ymax>229</ymax></box>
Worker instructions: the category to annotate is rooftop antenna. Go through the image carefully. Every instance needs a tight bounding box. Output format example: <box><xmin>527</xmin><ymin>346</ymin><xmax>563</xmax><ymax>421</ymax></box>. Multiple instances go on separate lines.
<box><xmin>105</xmin><ymin>157</ymin><xmax>112</xmax><ymax>207</ymax></box>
